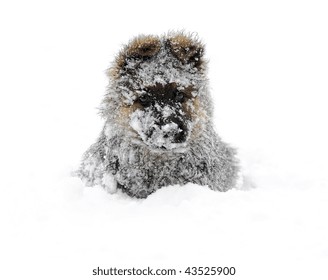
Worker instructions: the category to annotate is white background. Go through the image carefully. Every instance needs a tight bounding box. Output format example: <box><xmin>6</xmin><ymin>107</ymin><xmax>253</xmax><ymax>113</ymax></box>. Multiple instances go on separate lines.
<box><xmin>0</xmin><ymin>0</ymin><xmax>327</xmax><ymax>279</ymax></box>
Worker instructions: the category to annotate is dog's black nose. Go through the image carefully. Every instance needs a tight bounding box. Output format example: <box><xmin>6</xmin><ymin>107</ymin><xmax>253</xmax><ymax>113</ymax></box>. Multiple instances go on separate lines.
<box><xmin>160</xmin><ymin>115</ymin><xmax>188</xmax><ymax>143</ymax></box>
<box><xmin>173</xmin><ymin>129</ymin><xmax>187</xmax><ymax>143</ymax></box>
<box><xmin>172</xmin><ymin>120</ymin><xmax>187</xmax><ymax>143</ymax></box>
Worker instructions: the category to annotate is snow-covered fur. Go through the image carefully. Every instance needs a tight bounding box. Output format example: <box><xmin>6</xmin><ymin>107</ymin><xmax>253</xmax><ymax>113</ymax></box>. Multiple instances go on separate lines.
<box><xmin>78</xmin><ymin>32</ymin><xmax>239</xmax><ymax>198</ymax></box>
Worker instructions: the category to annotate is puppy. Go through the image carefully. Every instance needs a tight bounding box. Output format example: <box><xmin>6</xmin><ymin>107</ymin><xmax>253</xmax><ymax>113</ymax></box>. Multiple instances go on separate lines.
<box><xmin>78</xmin><ymin>32</ymin><xmax>239</xmax><ymax>198</ymax></box>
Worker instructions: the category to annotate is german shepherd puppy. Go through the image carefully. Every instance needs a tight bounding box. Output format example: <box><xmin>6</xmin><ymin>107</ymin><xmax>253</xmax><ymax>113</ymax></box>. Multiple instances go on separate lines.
<box><xmin>78</xmin><ymin>32</ymin><xmax>239</xmax><ymax>198</ymax></box>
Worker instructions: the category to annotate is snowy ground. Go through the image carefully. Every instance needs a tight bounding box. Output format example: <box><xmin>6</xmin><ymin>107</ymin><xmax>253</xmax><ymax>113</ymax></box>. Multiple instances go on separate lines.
<box><xmin>1</xmin><ymin>1</ymin><xmax>328</xmax><ymax>279</ymax></box>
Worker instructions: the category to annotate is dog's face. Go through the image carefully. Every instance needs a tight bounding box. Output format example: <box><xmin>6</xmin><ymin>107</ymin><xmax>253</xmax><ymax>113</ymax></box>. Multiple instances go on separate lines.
<box><xmin>130</xmin><ymin>82</ymin><xmax>194</xmax><ymax>149</ymax></box>
<box><xmin>105</xmin><ymin>33</ymin><xmax>210</xmax><ymax>150</ymax></box>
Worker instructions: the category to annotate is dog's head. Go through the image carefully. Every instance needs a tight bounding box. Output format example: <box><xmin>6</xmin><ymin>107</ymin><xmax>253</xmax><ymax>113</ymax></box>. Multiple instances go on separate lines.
<box><xmin>103</xmin><ymin>32</ymin><xmax>212</xmax><ymax>150</ymax></box>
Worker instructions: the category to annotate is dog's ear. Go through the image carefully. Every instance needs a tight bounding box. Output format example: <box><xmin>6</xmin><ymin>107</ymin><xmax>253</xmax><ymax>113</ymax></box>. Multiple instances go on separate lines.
<box><xmin>125</xmin><ymin>35</ymin><xmax>161</xmax><ymax>58</ymax></box>
<box><xmin>110</xmin><ymin>35</ymin><xmax>161</xmax><ymax>78</ymax></box>
<box><xmin>167</xmin><ymin>33</ymin><xmax>205</xmax><ymax>68</ymax></box>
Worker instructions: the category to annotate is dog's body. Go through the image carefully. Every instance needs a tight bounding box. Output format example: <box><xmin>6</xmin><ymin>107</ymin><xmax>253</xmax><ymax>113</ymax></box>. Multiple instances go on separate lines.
<box><xmin>78</xmin><ymin>32</ymin><xmax>239</xmax><ymax>198</ymax></box>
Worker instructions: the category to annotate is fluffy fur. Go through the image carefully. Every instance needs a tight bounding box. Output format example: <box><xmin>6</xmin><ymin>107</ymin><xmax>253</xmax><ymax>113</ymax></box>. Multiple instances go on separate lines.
<box><xmin>78</xmin><ymin>32</ymin><xmax>239</xmax><ymax>198</ymax></box>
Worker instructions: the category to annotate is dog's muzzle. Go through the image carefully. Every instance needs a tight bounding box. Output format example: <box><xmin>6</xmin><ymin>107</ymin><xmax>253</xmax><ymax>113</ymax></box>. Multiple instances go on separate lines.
<box><xmin>130</xmin><ymin>104</ymin><xmax>190</xmax><ymax>150</ymax></box>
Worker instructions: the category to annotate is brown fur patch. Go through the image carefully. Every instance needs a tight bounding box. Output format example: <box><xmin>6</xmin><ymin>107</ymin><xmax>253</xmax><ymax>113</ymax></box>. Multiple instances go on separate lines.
<box><xmin>193</xmin><ymin>97</ymin><xmax>207</xmax><ymax>120</ymax></box>
<box><xmin>167</xmin><ymin>33</ymin><xmax>204</xmax><ymax>68</ymax></box>
<box><xmin>183</xmin><ymin>96</ymin><xmax>206</xmax><ymax>120</ymax></box>
<box><xmin>126</xmin><ymin>35</ymin><xmax>161</xmax><ymax>58</ymax></box>
<box><xmin>116</xmin><ymin>103</ymin><xmax>143</xmax><ymax>128</ymax></box>
<box><xmin>109</xmin><ymin>35</ymin><xmax>161</xmax><ymax>79</ymax></box>
<box><xmin>183</xmin><ymin>96</ymin><xmax>208</xmax><ymax>140</ymax></box>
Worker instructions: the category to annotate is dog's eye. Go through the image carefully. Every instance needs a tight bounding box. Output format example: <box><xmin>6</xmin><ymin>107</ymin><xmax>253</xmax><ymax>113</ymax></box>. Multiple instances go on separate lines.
<box><xmin>175</xmin><ymin>91</ymin><xmax>184</xmax><ymax>102</ymax></box>
<box><xmin>138</xmin><ymin>95</ymin><xmax>151</xmax><ymax>107</ymax></box>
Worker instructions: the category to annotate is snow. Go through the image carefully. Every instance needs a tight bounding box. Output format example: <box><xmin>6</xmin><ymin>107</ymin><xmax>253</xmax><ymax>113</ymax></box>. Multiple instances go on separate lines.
<box><xmin>1</xmin><ymin>0</ymin><xmax>328</xmax><ymax>280</ymax></box>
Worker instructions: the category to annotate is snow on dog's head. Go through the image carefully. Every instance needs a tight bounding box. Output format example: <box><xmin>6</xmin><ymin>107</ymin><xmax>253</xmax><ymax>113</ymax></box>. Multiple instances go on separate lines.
<box><xmin>101</xmin><ymin>32</ymin><xmax>213</xmax><ymax>150</ymax></box>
